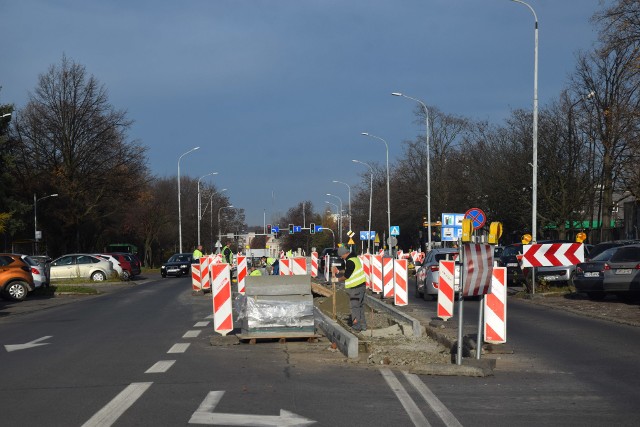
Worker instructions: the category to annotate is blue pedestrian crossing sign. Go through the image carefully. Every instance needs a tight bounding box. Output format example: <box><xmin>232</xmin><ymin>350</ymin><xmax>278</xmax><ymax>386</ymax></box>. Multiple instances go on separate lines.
<box><xmin>390</xmin><ymin>226</ymin><xmax>400</xmax><ymax>236</ymax></box>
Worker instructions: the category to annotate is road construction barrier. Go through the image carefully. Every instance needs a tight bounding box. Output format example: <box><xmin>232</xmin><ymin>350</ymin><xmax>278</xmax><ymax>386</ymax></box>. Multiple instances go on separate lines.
<box><xmin>361</xmin><ymin>254</ymin><xmax>372</xmax><ymax>290</ymax></box>
<box><xmin>237</xmin><ymin>255</ymin><xmax>247</xmax><ymax>294</ymax></box>
<box><xmin>291</xmin><ymin>257</ymin><xmax>307</xmax><ymax>275</ymax></box>
<box><xmin>371</xmin><ymin>254</ymin><xmax>383</xmax><ymax>293</ymax></box>
<box><xmin>383</xmin><ymin>256</ymin><xmax>394</xmax><ymax>298</ymax></box>
<box><xmin>191</xmin><ymin>263</ymin><xmax>202</xmax><ymax>291</ymax></box>
<box><xmin>484</xmin><ymin>266</ymin><xmax>507</xmax><ymax>344</ymax></box>
<box><xmin>199</xmin><ymin>256</ymin><xmax>211</xmax><ymax>291</ymax></box>
<box><xmin>211</xmin><ymin>263</ymin><xmax>233</xmax><ymax>336</ymax></box>
<box><xmin>394</xmin><ymin>259</ymin><xmax>408</xmax><ymax>306</ymax></box>
<box><xmin>279</xmin><ymin>258</ymin><xmax>291</xmax><ymax>276</ymax></box>
<box><xmin>323</xmin><ymin>254</ymin><xmax>330</xmax><ymax>282</ymax></box>
<box><xmin>396</xmin><ymin>250</ymin><xmax>403</xmax><ymax>259</ymax></box>
<box><xmin>310</xmin><ymin>252</ymin><xmax>318</xmax><ymax>277</ymax></box>
<box><xmin>437</xmin><ymin>260</ymin><xmax>455</xmax><ymax>321</ymax></box>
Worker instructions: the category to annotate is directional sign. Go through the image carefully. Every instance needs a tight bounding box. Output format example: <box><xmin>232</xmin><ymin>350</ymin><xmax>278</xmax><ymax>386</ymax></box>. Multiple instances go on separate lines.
<box><xmin>190</xmin><ymin>391</ymin><xmax>315</xmax><ymax>426</ymax></box>
<box><xmin>315</xmin><ymin>225</ymin><xmax>323</xmax><ymax>232</ymax></box>
<box><xmin>464</xmin><ymin>207</ymin><xmax>487</xmax><ymax>230</ymax></box>
<box><xmin>293</xmin><ymin>225</ymin><xmax>302</xmax><ymax>233</ymax></box>
<box><xmin>521</xmin><ymin>243</ymin><xmax>584</xmax><ymax>267</ymax></box>
<box><xmin>390</xmin><ymin>226</ymin><xmax>400</xmax><ymax>236</ymax></box>
<box><xmin>272</xmin><ymin>226</ymin><xmax>279</xmax><ymax>233</ymax></box>
<box><xmin>359</xmin><ymin>231</ymin><xmax>376</xmax><ymax>241</ymax></box>
<box><xmin>5</xmin><ymin>336</ymin><xmax>52</xmax><ymax>352</ymax></box>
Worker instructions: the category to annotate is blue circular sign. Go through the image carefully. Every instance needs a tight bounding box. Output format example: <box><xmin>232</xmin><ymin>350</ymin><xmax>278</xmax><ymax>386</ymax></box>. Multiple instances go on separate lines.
<box><xmin>465</xmin><ymin>208</ymin><xmax>487</xmax><ymax>230</ymax></box>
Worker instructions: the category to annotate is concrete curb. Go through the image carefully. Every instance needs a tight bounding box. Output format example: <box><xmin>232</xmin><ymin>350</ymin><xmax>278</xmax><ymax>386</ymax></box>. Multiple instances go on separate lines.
<box><xmin>365</xmin><ymin>295</ymin><xmax>422</xmax><ymax>337</ymax></box>
<box><xmin>314</xmin><ymin>307</ymin><xmax>359</xmax><ymax>359</ymax></box>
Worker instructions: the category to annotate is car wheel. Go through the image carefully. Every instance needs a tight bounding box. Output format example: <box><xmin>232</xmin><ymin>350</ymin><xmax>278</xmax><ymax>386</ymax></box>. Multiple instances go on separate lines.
<box><xmin>414</xmin><ymin>279</ymin><xmax>420</xmax><ymax>298</ymax></box>
<box><xmin>6</xmin><ymin>281</ymin><xmax>28</xmax><ymax>301</ymax></box>
<box><xmin>161</xmin><ymin>273</ymin><xmax>167</xmax><ymax>278</ymax></box>
<box><xmin>422</xmin><ymin>282</ymin><xmax>433</xmax><ymax>301</ymax></box>
<box><xmin>91</xmin><ymin>271</ymin><xmax>107</xmax><ymax>282</ymax></box>
<box><xmin>587</xmin><ymin>291</ymin><xmax>606</xmax><ymax>300</ymax></box>
<box><xmin>176</xmin><ymin>271</ymin><xmax>182</xmax><ymax>278</ymax></box>
<box><xmin>121</xmin><ymin>270</ymin><xmax>131</xmax><ymax>281</ymax></box>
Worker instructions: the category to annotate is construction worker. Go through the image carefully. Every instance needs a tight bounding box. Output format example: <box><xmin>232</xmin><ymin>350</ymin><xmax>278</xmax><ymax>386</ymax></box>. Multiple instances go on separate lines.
<box><xmin>286</xmin><ymin>248</ymin><xmax>293</xmax><ymax>258</ymax></box>
<box><xmin>221</xmin><ymin>241</ymin><xmax>233</xmax><ymax>265</ymax></box>
<box><xmin>193</xmin><ymin>245</ymin><xmax>203</xmax><ymax>261</ymax></box>
<box><xmin>332</xmin><ymin>246</ymin><xmax>367</xmax><ymax>332</ymax></box>
<box><xmin>249</xmin><ymin>265</ymin><xmax>262</xmax><ymax>276</ymax></box>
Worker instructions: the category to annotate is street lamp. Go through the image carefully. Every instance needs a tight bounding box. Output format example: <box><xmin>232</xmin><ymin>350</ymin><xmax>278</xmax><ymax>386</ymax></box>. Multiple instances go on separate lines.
<box><xmin>325</xmin><ymin>201</ymin><xmax>339</xmax><ymax>246</ymax></box>
<box><xmin>1</xmin><ymin>113</ymin><xmax>11</xmax><ymax>119</ymax></box>
<box><xmin>353</xmin><ymin>160</ymin><xmax>373</xmax><ymax>253</ymax></box>
<box><xmin>178</xmin><ymin>146</ymin><xmax>200</xmax><ymax>253</ymax></box>
<box><xmin>332</xmin><ymin>180</ymin><xmax>352</xmax><ymax>233</ymax></box>
<box><xmin>218</xmin><ymin>205</ymin><xmax>234</xmax><ymax>250</ymax></box>
<box><xmin>197</xmin><ymin>172</ymin><xmax>218</xmax><ymax>246</ymax></box>
<box><xmin>34</xmin><ymin>193</ymin><xmax>58</xmax><ymax>254</ymax></box>
<box><xmin>510</xmin><ymin>0</ymin><xmax>538</xmax><ymax>244</ymax></box>
<box><xmin>362</xmin><ymin>132</ymin><xmax>391</xmax><ymax>251</ymax></box>
<box><xmin>392</xmin><ymin>92</ymin><xmax>432</xmax><ymax>252</ymax></box>
<box><xmin>326</xmin><ymin>193</ymin><xmax>343</xmax><ymax>244</ymax></box>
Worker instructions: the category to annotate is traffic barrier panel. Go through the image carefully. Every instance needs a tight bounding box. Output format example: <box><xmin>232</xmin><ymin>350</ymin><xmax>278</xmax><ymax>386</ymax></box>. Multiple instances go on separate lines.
<box><xmin>484</xmin><ymin>266</ymin><xmax>507</xmax><ymax>344</ymax></box>
<box><xmin>361</xmin><ymin>255</ymin><xmax>371</xmax><ymax>290</ymax></box>
<box><xmin>324</xmin><ymin>254</ymin><xmax>330</xmax><ymax>282</ymax></box>
<box><xmin>292</xmin><ymin>257</ymin><xmax>307</xmax><ymax>275</ymax></box>
<box><xmin>311</xmin><ymin>252</ymin><xmax>318</xmax><ymax>277</ymax></box>
<box><xmin>279</xmin><ymin>258</ymin><xmax>291</xmax><ymax>276</ymax></box>
<box><xmin>394</xmin><ymin>259</ymin><xmax>408</xmax><ymax>306</ymax></box>
<box><xmin>437</xmin><ymin>260</ymin><xmax>455</xmax><ymax>321</ymax></box>
<box><xmin>371</xmin><ymin>254</ymin><xmax>383</xmax><ymax>293</ymax></box>
<box><xmin>237</xmin><ymin>255</ymin><xmax>247</xmax><ymax>295</ymax></box>
<box><xmin>199</xmin><ymin>256</ymin><xmax>211</xmax><ymax>291</ymax></box>
<box><xmin>383</xmin><ymin>256</ymin><xmax>394</xmax><ymax>299</ymax></box>
<box><xmin>191</xmin><ymin>263</ymin><xmax>202</xmax><ymax>291</ymax></box>
<box><xmin>211</xmin><ymin>263</ymin><xmax>233</xmax><ymax>336</ymax></box>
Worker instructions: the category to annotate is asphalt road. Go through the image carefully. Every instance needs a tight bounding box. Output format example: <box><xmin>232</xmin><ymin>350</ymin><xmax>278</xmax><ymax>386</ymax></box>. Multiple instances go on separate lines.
<box><xmin>1</xmin><ymin>276</ymin><xmax>640</xmax><ymax>426</ymax></box>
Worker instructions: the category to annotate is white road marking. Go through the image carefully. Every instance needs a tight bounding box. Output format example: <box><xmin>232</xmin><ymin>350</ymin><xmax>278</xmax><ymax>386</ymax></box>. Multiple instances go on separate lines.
<box><xmin>145</xmin><ymin>360</ymin><xmax>176</xmax><ymax>373</ymax></box>
<box><xmin>167</xmin><ymin>343</ymin><xmax>191</xmax><ymax>353</ymax></box>
<box><xmin>194</xmin><ymin>321</ymin><xmax>210</xmax><ymax>327</ymax></box>
<box><xmin>380</xmin><ymin>368</ymin><xmax>431</xmax><ymax>426</ymax></box>
<box><xmin>402</xmin><ymin>371</ymin><xmax>463</xmax><ymax>427</ymax></box>
<box><xmin>81</xmin><ymin>382</ymin><xmax>152</xmax><ymax>427</ymax></box>
<box><xmin>205</xmin><ymin>314</ymin><xmax>213</xmax><ymax>319</ymax></box>
<box><xmin>183</xmin><ymin>330</ymin><xmax>202</xmax><ymax>338</ymax></box>
<box><xmin>4</xmin><ymin>335</ymin><xmax>52</xmax><ymax>352</ymax></box>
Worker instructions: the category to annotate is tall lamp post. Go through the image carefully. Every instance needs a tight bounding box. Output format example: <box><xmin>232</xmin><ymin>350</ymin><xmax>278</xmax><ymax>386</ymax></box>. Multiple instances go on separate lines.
<box><xmin>353</xmin><ymin>160</ymin><xmax>373</xmax><ymax>253</ymax></box>
<box><xmin>362</xmin><ymin>132</ymin><xmax>390</xmax><ymax>250</ymax></box>
<box><xmin>34</xmin><ymin>193</ymin><xmax>58</xmax><ymax>254</ymax></box>
<box><xmin>326</xmin><ymin>193</ymin><xmax>343</xmax><ymax>244</ymax></box>
<box><xmin>332</xmin><ymin>180</ymin><xmax>352</xmax><ymax>233</ymax></box>
<box><xmin>207</xmin><ymin>188</ymin><xmax>227</xmax><ymax>250</ymax></box>
<box><xmin>197</xmin><ymin>172</ymin><xmax>218</xmax><ymax>246</ymax></box>
<box><xmin>218</xmin><ymin>205</ymin><xmax>234</xmax><ymax>249</ymax></box>
<box><xmin>177</xmin><ymin>146</ymin><xmax>200</xmax><ymax>253</ymax></box>
<box><xmin>325</xmin><ymin>201</ymin><xmax>339</xmax><ymax>245</ymax></box>
<box><xmin>392</xmin><ymin>92</ymin><xmax>432</xmax><ymax>252</ymax></box>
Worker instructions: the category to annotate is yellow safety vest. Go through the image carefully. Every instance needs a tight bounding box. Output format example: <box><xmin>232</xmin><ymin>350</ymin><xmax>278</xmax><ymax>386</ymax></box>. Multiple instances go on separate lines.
<box><xmin>250</xmin><ymin>269</ymin><xmax>262</xmax><ymax>276</ymax></box>
<box><xmin>193</xmin><ymin>249</ymin><xmax>203</xmax><ymax>260</ymax></box>
<box><xmin>345</xmin><ymin>256</ymin><xmax>366</xmax><ymax>288</ymax></box>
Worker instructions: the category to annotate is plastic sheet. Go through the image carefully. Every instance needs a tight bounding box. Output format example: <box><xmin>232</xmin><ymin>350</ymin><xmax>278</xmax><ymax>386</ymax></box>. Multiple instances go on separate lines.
<box><xmin>235</xmin><ymin>294</ymin><xmax>314</xmax><ymax>328</ymax></box>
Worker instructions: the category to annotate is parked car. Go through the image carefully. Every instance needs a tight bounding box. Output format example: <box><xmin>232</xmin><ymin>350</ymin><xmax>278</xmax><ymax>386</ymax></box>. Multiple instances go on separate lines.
<box><xmin>30</xmin><ymin>255</ymin><xmax>52</xmax><ymax>286</ymax></box>
<box><xmin>49</xmin><ymin>254</ymin><xmax>115</xmax><ymax>282</ymax></box>
<box><xmin>95</xmin><ymin>254</ymin><xmax>129</xmax><ymax>280</ymax></box>
<box><xmin>0</xmin><ymin>253</ymin><xmax>36</xmax><ymax>301</ymax></box>
<box><xmin>113</xmin><ymin>253</ymin><xmax>142</xmax><ymax>278</ymax></box>
<box><xmin>574</xmin><ymin>247</ymin><xmax>620</xmax><ymax>300</ymax></box>
<box><xmin>536</xmin><ymin>244</ymin><xmax>594</xmax><ymax>287</ymax></box>
<box><xmin>20</xmin><ymin>255</ymin><xmax>47</xmax><ymax>288</ymax></box>
<box><xmin>496</xmin><ymin>240</ymin><xmax>571</xmax><ymax>285</ymax></box>
<box><xmin>161</xmin><ymin>253</ymin><xmax>193</xmax><ymax>278</ymax></box>
<box><xmin>601</xmin><ymin>244</ymin><xmax>640</xmax><ymax>297</ymax></box>
<box><xmin>586</xmin><ymin>240</ymin><xmax>640</xmax><ymax>261</ymax></box>
<box><xmin>414</xmin><ymin>248</ymin><xmax>460</xmax><ymax>300</ymax></box>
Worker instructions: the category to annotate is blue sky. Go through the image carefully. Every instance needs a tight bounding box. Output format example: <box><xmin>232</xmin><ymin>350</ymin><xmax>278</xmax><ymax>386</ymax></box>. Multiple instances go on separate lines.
<box><xmin>1</xmin><ymin>0</ymin><xmax>604</xmax><ymax>226</ymax></box>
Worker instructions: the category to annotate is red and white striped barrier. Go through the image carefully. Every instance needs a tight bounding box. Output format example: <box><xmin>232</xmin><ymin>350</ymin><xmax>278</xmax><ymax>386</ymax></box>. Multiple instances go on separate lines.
<box><xmin>291</xmin><ymin>257</ymin><xmax>307</xmax><ymax>275</ymax></box>
<box><xmin>237</xmin><ymin>255</ymin><xmax>247</xmax><ymax>295</ymax></box>
<box><xmin>383</xmin><ymin>256</ymin><xmax>394</xmax><ymax>299</ymax></box>
<box><xmin>361</xmin><ymin>255</ymin><xmax>371</xmax><ymax>290</ymax></box>
<box><xmin>394</xmin><ymin>259</ymin><xmax>408</xmax><ymax>306</ymax></box>
<box><xmin>279</xmin><ymin>258</ymin><xmax>291</xmax><ymax>276</ymax></box>
<box><xmin>310</xmin><ymin>252</ymin><xmax>318</xmax><ymax>277</ymax></box>
<box><xmin>484</xmin><ymin>266</ymin><xmax>507</xmax><ymax>344</ymax></box>
<box><xmin>199</xmin><ymin>256</ymin><xmax>211</xmax><ymax>291</ymax></box>
<box><xmin>396</xmin><ymin>250</ymin><xmax>403</xmax><ymax>260</ymax></box>
<box><xmin>410</xmin><ymin>251</ymin><xmax>419</xmax><ymax>263</ymax></box>
<box><xmin>371</xmin><ymin>254</ymin><xmax>383</xmax><ymax>293</ymax></box>
<box><xmin>462</xmin><ymin>243</ymin><xmax>494</xmax><ymax>297</ymax></box>
<box><xmin>211</xmin><ymin>263</ymin><xmax>233</xmax><ymax>336</ymax></box>
<box><xmin>437</xmin><ymin>260</ymin><xmax>455</xmax><ymax>321</ymax></box>
<box><xmin>191</xmin><ymin>264</ymin><xmax>202</xmax><ymax>291</ymax></box>
<box><xmin>324</xmin><ymin>254</ymin><xmax>330</xmax><ymax>282</ymax></box>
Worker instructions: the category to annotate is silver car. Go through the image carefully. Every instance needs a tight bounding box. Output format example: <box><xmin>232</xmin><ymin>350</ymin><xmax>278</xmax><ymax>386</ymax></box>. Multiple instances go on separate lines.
<box><xmin>415</xmin><ymin>248</ymin><xmax>460</xmax><ymax>300</ymax></box>
<box><xmin>50</xmin><ymin>254</ymin><xmax>115</xmax><ymax>281</ymax></box>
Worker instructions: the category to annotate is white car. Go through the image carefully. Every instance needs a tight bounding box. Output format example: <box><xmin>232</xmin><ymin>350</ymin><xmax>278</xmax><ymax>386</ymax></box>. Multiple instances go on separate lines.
<box><xmin>415</xmin><ymin>248</ymin><xmax>460</xmax><ymax>300</ymax></box>
<box><xmin>20</xmin><ymin>255</ymin><xmax>47</xmax><ymax>288</ymax></box>
<box><xmin>94</xmin><ymin>254</ymin><xmax>128</xmax><ymax>280</ymax></box>
<box><xmin>50</xmin><ymin>254</ymin><xmax>115</xmax><ymax>281</ymax></box>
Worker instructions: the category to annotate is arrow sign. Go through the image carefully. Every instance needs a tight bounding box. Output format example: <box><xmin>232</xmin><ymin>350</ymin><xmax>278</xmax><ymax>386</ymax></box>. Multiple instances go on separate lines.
<box><xmin>521</xmin><ymin>243</ymin><xmax>584</xmax><ymax>267</ymax></box>
<box><xmin>5</xmin><ymin>336</ymin><xmax>52</xmax><ymax>352</ymax></box>
<box><xmin>189</xmin><ymin>391</ymin><xmax>315</xmax><ymax>426</ymax></box>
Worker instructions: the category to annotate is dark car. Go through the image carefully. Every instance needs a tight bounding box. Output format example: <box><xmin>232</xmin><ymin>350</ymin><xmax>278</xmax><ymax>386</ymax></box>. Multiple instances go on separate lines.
<box><xmin>586</xmin><ymin>240</ymin><xmax>640</xmax><ymax>261</ymax></box>
<box><xmin>574</xmin><ymin>246</ymin><xmax>619</xmax><ymax>300</ymax></box>
<box><xmin>161</xmin><ymin>253</ymin><xmax>194</xmax><ymax>278</ymax></box>
<box><xmin>496</xmin><ymin>240</ymin><xmax>571</xmax><ymax>285</ymax></box>
<box><xmin>318</xmin><ymin>248</ymin><xmax>345</xmax><ymax>272</ymax></box>
<box><xmin>601</xmin><ymin>244</ymin><xmax>640</xmax><ymax>297</ymax></box>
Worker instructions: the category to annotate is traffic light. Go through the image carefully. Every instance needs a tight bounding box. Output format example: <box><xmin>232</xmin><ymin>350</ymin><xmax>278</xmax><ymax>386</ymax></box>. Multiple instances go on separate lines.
<box><xmin>310</xmin><ymin>223</ymin><xmax>315</xmax><ymax>234</ymax></box>
<box><xmin>288</xmin><ymin>224</ymin><xmax>294</xmax><ymax>234</ymax></box>
<box><xmin>266</xmin><ymin>224</ymin><xmax>272</xmax><ymax>234</ymax></box>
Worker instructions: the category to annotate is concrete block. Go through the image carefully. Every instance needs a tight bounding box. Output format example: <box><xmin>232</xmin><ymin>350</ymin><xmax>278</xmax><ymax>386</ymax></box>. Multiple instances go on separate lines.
<box><xmin>314</xmin><ymin>307</ymin><xmax>358</xmax><ymax>358</ymax></box>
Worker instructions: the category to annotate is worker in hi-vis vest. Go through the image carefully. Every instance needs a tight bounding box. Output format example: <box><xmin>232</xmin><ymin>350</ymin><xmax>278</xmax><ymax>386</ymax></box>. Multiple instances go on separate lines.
<box><xmin>332</xmin><ymin>246</ymin><xmax>367</xmax><ymax>332</ymax></box>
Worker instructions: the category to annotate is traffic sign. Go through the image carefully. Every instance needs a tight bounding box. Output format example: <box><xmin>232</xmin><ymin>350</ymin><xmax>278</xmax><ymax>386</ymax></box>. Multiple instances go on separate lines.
<box><xmin>348</xmin><ymin>238</ymin><xmax>355</xmax><ymax>245</ymax></box>
<box><xmin>390</xmin><ymin>226</ymin><xmax>400</xmax><ymax>236</ymax></box>
<box><xmin>359</xmin><ymin>231</ymin><xmax>376</xmax><ymax>240</ymax></box>
<box><xmin>464</xmin><ymin>207</ymin><xmax>487</xmax><ymax>230</ymax></box>
<box><xmin>272</xmin><ymin>226</ymin><xmax>279</xmax><ymax>233</ymax></box>
<box><xmin>293</xmin><ymin>225</ymin><xmax>302</xmax><ymax>233</ymax></box>
<box><xmin>347</xmin><ymin>230</ymin><xmax>355</xmax><ymax>238</ymax></box>
<box><xmin>388</xmin><ymin>236</ymin><xmax>398</xmax><ymax>247</ymax></box>
<box><xmin>315</xmin><ymin>225</ymin><xmax>323</xmax><ymax>232</ymax></box>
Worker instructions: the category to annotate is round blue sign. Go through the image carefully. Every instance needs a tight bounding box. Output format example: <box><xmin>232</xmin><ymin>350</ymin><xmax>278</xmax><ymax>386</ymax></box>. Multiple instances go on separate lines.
<box><xmin>464</xmin><ymin>208</ymin><xmax>487</xmax><ymax>230</ymax></box>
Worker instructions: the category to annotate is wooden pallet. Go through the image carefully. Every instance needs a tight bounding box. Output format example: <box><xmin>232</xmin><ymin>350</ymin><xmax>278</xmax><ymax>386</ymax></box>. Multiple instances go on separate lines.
<box><xmin>236</xmin><ymin>332</ymin><xmax>321</xmax><ymax>344</ymax></box>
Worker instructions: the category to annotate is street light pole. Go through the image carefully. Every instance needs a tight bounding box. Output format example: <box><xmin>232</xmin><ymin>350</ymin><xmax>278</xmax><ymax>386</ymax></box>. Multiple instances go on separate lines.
<box><xmin>206</xmin><ymin>189</ymin><xmax>227</xmax><ymax>251</ymax></box>
<box><xmin>362</xmin><ymin>132</ymin><xmax>390</xmax><ymax>251</ymax></box>
<box><xmin>218</xmin><ymin>205</ymin><xmax>234</xmax><ymax>250</ymax></box>
<box><xmin>178</xmin><ymin>146</ymin><xmax>200</xmax><ymax>253</ymax></box>
<box><xmin>326</xmin><ymin>193</ymin><xmax>343</xmax><ymax>244</ymax></box>
<box><xmin>197</xmin><ymin>172</ymin><xmax>218</xmax><ymax>246</ymax></box>
<box><xmin>325</xmin><ymin>201</ymin><xmax>339</xmax><ymax>246</ymax></box>
<box><xmin>353</xmin><ymin>160</ymin><xmax>374</xmax><ymax>253</ymax></box>
<box><xmin>34</xmin><ymin>193</ymin><xmax>58</xmax><ymax>254</ymax></box>
<box><xmin>392</xmin><ymin>92</ymin><xmax>432</xmax><ymax>252</ymax></box>
<box><xmin>332</xmin><ymin>180</ymin><xmax>352</xmax><ymax>233</ymax></box>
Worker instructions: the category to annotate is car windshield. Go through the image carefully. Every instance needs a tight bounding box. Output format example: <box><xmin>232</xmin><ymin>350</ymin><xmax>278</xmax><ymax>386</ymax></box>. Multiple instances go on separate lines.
<box><xmin>591</xmin><ymin>247</ymin><xmax>618</xmax><ymax>261</ymax></box>
<box><xmin>610</xmin><ymin>246</ymin><xmax>640</xmax><ymax>262</ymax></box>
<box><xmin>502</xmin><ymin>245</ymin><xmax>521</xmax><ymax>257</ymax></box>
<box><xmin>169</xmin><ymin>254</ymin><xmax>189</xmax><ymax>263</ymax></box>
<box><xmin>22</xmin><ymin>256</ymin><xmax>37</xmax><ymax>266</ymax></box>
